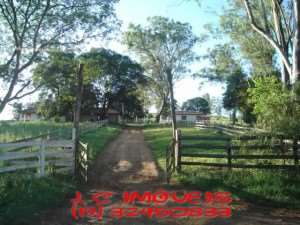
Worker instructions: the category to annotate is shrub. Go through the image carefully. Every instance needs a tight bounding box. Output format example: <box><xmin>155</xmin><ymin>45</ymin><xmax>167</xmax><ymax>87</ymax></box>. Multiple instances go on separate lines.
<box><xmin>249</xmin><ymin>76</ymin><xmax>300</xmax><ymax>136</ymax></box>
<box><xmin>0</xmin><ymin>174</ymin><xmax>74</xmax><ymax>225</ymax></box>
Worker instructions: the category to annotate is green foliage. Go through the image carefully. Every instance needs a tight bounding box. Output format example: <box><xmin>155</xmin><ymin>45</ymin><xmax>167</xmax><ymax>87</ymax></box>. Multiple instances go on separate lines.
<box><xmin>81</xmin><ymin>48</ymin><xmax>147</xmax><ymax>119</ymax></box>
<box><xmin>34</xmin><ymin>48</ymin><xmax>147</xmax><ymax>121</ymax></box>
<box><xmin>199</xmin><ymin>44</ymin><xmax>240</xmax><ymax>81</ymax></box>
<box><xmin>0</xmin><ymin>0</ymin><xmax>119</xmax><ymax>112</ymax></box>
<box><xmin>220</xmin><ymin>0</ymin><xmax>276</xmax><ymax>76</ymax></box>
<box><xmin>182</xmin><ymin>97</ymin><xmax>210</xmax><ymax>114</ymax></box>
<box><xmin>223</xmin><ymin>68</ymin><xmax>256</xmax><ymax>124</ymax></box>
<box><xmin>179</xmin><ymin>169</ymin><xmax>300</xmax><ymax>208</ymax></box>
<box><xmin>223</xmin><ymin>69</ymin><xmax>247</xmax><ymax>110</ymax></box>
<box><xmin>0</xmin><ymin>174</ymin><xmax>75</xmax><ymax>225</ymax></box>
<box><xmin>124</xmin><ymin>16</ymin><xmax>199</xmax><ymax>121</ymax></box>
<box><xmin>198</xmin><ymin>43</ymin><xmax>255</xmax><ymax>124</ymax></box>
<box><xmin>34</xmin><ymin>51</ymin><xmax>77</xmax><ymax>120</ymax></box>
<box><xmin>124</xmin><ymin>16</ymin><xmax>198</xmax><ymax>80</ymax></box>
<box><xmin>249</xmin><ymin>76</ymin><xmax>300</xmax><ymax>135</ymax></box>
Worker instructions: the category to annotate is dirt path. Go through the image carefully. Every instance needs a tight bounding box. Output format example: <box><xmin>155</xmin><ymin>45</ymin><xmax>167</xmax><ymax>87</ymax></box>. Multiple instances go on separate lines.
<box><xmin>39</xmin><ymin>129</ymin><xmax>300</xmax><ymax>225</ymax></box>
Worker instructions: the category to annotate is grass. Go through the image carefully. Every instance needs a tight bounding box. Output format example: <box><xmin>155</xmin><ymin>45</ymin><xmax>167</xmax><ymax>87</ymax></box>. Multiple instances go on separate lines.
<box><xmin>0</xmin><ymin>121</ymin><xmax>72</xmax><ymax>142</ymax></box>
<box><xmin>0</xmin><ymin>124</ymin><xmax>121</xmax><ymax>225</ymax></box>
<box><xmin>0</xmin><ymin>173</ymin><xmax>74</xmax><ymax>225</ymax></box>
<box><xmin>143</xmin><ymin>126</ymin><xmax>300</xmax><ymax>209</ymax></box>
<box><xmin>80</xmin><ymin>125</ymin><xmax>121</xmax><ymax>161</ymax></box>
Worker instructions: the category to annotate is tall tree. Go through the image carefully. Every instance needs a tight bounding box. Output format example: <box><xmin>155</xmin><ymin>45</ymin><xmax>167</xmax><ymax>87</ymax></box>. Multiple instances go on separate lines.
<box><xmin>33</xmin><ymin>51</ymin><xmax>98</xmax><ymax>121</ymax></box>
<box><xmin>223</xmin><ymin>69</ymin><xmax>251</xmax><ymax>124</ymax></box>
<box><xmin>242</xmin><ymin>0</ymin><xmax>299</xmax><ymax>84</ymax></box>
<box><xmin>198</xmin><ymin>43</ymin><xmax>253</xmax><ymax>124</ymax></box>
<box><xmin>220</xmin><ymin>0</ymin><xmax>277</xmax><ymax>78</ymax></box>
<box><xmin>124</xmin><ymin>16</ymin><xmax>198</xmax><ymax>137</ymax></box>
<box><xmin>34</xmin><ymin>49</ymin><xmax>146</xmax><ymax>121</ymax></box>
<box><xmin>82</xmin><ymin>48</ymin><xmax>146</xmax><ymax>120</ymax></box>
<box><xmin>182</xmin><ymin>97</ymin><xmax>210</xmax><ymax>114</ymax></box>
<box><xmin>0</xmin><ymin>0</ymin><xmax>119</xmax><ymax>112</ymax></box>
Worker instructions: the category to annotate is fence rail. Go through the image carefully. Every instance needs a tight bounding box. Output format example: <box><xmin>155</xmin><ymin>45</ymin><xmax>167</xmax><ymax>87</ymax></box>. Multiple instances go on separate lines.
<box><xmin>0</xmin><ymin>139</ymin><xmax>74</xmax><ymax>176</ymax></box>
<box><xmin>0</xmin><ymin>120</ymin><xmax>108</xmax><ymax>179</ymax></box>
<box><xmin>76</xmin><ymin>141</ymin><xmax>88</xmax><ymax>182</ymax></box>
<box><xmin>166</xmin><ymin>128</ymin><xmax>299</xmax><ymax>182</ymax></box>
<box><xmin>166</xmin><ymin>139</ymin><xmax>176</xmax><ymax>183</ymax></box>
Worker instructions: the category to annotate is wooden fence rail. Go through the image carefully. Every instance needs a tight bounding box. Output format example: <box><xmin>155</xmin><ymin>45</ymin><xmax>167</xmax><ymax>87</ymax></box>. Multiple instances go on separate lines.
<box><xmin>0</xmin><ymin>139</ymin><xmax>74</xmax><ymax>176</ymax></box>
<box><xmin>166</xmin><ymin>128</ymin><xmax>299</xmax><ymax>182</ymax></box>
<box><xmin>76</xmin><ymin>141</ymin><xmax>88</xmax><ymax>183</ymax></box>
<box><xmin>166</xmin><ymin>139</ymin><xmax>176</xmax><ymax>183</ymax></box>
<box><xmin>0</xmin><ymin>120</ymin><xmax>108</xmax><ymax>179</ymax></box>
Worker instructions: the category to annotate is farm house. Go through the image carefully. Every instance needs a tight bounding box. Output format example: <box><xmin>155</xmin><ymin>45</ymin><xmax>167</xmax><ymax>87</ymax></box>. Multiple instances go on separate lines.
<box><xmin>160</xmin><ymin>111</ymin><xmax>210</xmax><ymax>124</ymax></box>
<box><xmin>18</xmin><ymin>105</ymin><xmax>41</xmax><ymax>122</ymax></box>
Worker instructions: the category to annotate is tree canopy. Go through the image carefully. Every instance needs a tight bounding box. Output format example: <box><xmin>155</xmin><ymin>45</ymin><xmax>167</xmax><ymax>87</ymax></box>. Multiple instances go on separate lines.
<box><xmin>182</xmin><ymin>97</ymin><xmax>210</xmax><ymax>114</ymax></box>
<box><xmin>220</xmin><ymin>0</ymin><xmax>277</xmax><ymax>77</ymax></box>
<box><xmin>33</xmin><ymin>48</ymin><xmax>146</xmax><ymax>121</ymax></box>
<box><xmin>0</xmin><ymin>0</ymin><xmax>119</xmax><ymax>112</ymax></box>
<box><xmin>124</xmin><ymin>16</ymin><xmax>198</xmax><ymax>136</ymax></box>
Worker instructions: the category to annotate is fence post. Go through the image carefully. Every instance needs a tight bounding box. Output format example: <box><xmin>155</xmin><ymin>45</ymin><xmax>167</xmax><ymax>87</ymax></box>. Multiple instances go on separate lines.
<box><xmin>39</xmin><ymin>139</ymin><xmax>46</xmax><ymax>177</ymax></box>
<box><xmin>72</xmin><ymin>128</ymin><xmax>77</xmax><ymax>176</ymax></box>
<box><xmin>84</xmin><ymin>143</ymin><xmax>88</xmax><ymax>183</ymax></box>
<box><xmin>227</xmin><ymin>140</ymin><xmax>232</xmax><ymax>170</ymax></box>
<box><xmin>293</xmin><ymin>138</ymin><xmax>299</xmax><ymax>171</ymax></box>
<box><xmin>175</xmin><ymin>129</ymin><xmax>182</xmax><ymax>172</ymax></box>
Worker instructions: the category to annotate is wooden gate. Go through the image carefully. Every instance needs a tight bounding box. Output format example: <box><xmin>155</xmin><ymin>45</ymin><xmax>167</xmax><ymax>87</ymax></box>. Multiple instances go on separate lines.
<box><xmin>75</xmin><ymin>141</ymin><xmax>88</xmax><ymax>183</ymax></box>
<box><xmin>166</xmin><ymin>139</ymin><xmax>175</xmax><ymax>183</ymax></box>
<box><xmin>166</xmin><ymin>130</ymin><xmax>182</xmax><ymax>183</ymax></box>
<box><xmin>0</xmin><ymin>139</ymin><xmax>74</xmax><ymax>176</ymax></box>
<box><xmin>176</xmin><ymin>129</ymin><xmax>299</xmax><ymax>171</ymax></box>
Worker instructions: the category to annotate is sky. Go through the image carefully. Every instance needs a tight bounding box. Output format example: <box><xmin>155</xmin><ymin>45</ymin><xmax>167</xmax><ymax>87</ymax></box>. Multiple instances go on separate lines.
<box><xmin>0</xmin><ymin>0</ymin><xmax>228</xmax><ymax>120</ymax></box>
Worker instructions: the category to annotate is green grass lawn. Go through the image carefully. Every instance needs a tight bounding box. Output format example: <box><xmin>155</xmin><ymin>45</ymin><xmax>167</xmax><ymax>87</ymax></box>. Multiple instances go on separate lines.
<box><xmin>0</xmin><ymin>125</ymin><xmax>121</xmax><ymax>225</ymax></box>
<box><xmin>144</xmin><ymin>126</ymin><xmax>300</xmax><ymax>209</ymax></box>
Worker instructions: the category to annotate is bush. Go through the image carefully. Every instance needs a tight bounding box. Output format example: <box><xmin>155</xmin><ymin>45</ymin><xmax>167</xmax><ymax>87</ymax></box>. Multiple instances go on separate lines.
<box><xmin>0</xmin><ymin>173</ymin><xmax>75</xmax><ymax>225</ymax></box>
<box><xmin>249</xmin><ymin>76</ymin><xmax>300</xmax><ymax>135</ymax></box>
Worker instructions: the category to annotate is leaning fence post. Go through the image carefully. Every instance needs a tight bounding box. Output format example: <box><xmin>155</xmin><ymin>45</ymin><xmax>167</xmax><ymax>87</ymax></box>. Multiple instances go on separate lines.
<box><xmin>227</xmin><ymin>139</ymin><xmax>232</xmax><ymax>170</ymax></box>
<box><xmin>175</xmin><ymin>129</ymin><xmax>182</xmax><ymax>172</ymax></box>
<box><xmin>39</xmin><ymin>139</ymin><xmax>46</xmax><ymax>177</ymax></box>
<box><xmin>293</xmin><ymin>138</ymin><xmax>299</xmax><ymax>171</ymax></box>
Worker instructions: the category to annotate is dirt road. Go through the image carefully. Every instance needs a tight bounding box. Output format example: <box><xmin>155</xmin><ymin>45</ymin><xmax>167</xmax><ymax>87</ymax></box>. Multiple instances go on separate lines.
<box><xmin>39</xmin><ymin>129</ymin><xmax>300</xmax><ymax>225</ymax></box>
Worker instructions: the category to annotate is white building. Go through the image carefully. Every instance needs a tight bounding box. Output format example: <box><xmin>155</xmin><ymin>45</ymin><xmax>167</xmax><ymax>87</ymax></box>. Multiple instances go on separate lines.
<box><xmin>19</xmin><ymin>106</ymin><xmax>40</xmax><ymax>121</ymax></box>
<box><xmin>160</xmin><ymin>111</ymin><xmax>210</xmax><ymax>124</ymax></box>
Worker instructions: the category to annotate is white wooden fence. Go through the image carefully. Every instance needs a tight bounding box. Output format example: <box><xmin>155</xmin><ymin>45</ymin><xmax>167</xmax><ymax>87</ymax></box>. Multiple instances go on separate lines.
<box><xmin>0</xmin><ymin>139</ymin><xmax>74</xmax><ymax>177</ymax></box>
<box><xmin>0</xmin><ymin>120</ymin><xmax>108</xmax><ymax>178</ymax></box>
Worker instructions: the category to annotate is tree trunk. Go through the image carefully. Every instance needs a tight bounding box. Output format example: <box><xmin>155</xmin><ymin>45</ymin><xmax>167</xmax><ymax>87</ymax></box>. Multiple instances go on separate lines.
<box><xmin>293</xmin><ymin>0</ymin><xmax>300</xmax><ymax>83</ymax></box>
<box><xmin>271</xmin><ymin>0</ymin><xmax>290</xmax><ymax>85</ymax></box>
<box><xmin>100</xmin><ymin>96</ymin><xmax>108</xmax><ymax>120</ymax></box>
<box><xmin>155</xmin><ymin>95</ymin><xmax>166</xmax><ymax>123</ymax></box>
<box><xmin>73</xmin><ymin>63</ymin><xmax>84</xmax><ymax>144</ymax></box>
<box><xmin>282</xmin><ymin>62</ymin><xmax>290</xmax><ymax>86</ymax></box>
<box><xmin>243</xmin><ymin>0</ymin><xmax>292</xmax><ymax>77</ymax></box>
<box><xmin>231</xmin><ymin>108</ymin><xmax>237</xmax><ymax>125</ymax></box>
<box><xmin>166</xmin><ymin>69</ymin><xmax>177</xmax><ymax>138</ymax></box>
